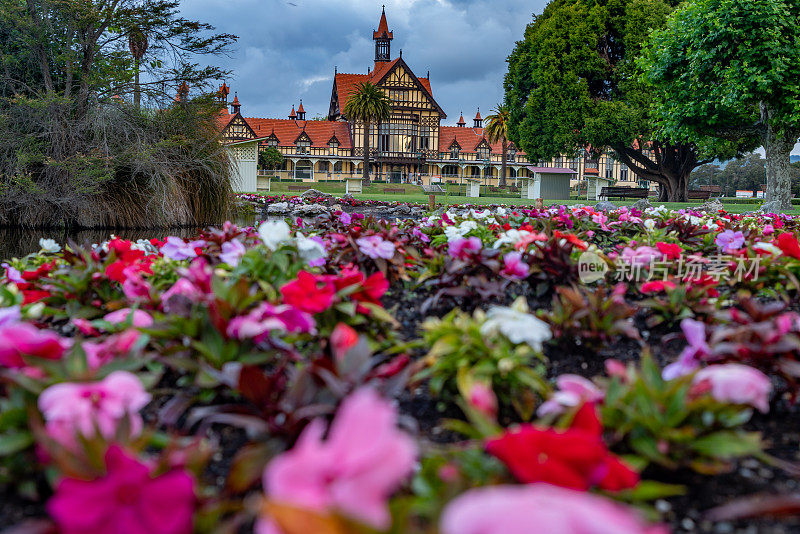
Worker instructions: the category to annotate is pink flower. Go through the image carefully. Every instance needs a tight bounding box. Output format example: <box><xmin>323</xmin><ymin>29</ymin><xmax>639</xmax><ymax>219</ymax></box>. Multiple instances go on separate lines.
<box><xmin>47</xmin><ymin>445</ymin><xmax>194</xmax><ymax>534</ymax></box>
<box><xmin>663</xmin><ymin>318</ymin><xmax>710</xmax><ymax>380</ymax></box>
<box><xmin>39</xmin><ymin>371</ymin><xmax>150</xmax><ymax>448</ymax></box>
<box><xmin>715</xmin><ymin>230</ymin><xmax>745</xmax><ymax>253</ymax></box>
<box><xmin>258</xmin><ymin>388</ymin><xmax>416</xmax><ymax>533</ymax></box>
<box><xmin>356</xmin><ymin>235</ymin><xmax>396</xmax><ymax>260</ymax></box>
<box><xmin>0</xmin><ymin>322</ymin><xmax>67</xmax><ymax>368</ymax></box>
<box><xmin>160</xmin><ymin>237</ymin><xmax>205</xmax><ymax>261</ymax></box>
<box><xmin>82</xmin><ymin>330</ymin><xmax>142</xmax><ymax>369</ymax></box>
<box><xmin>621</xmin><ymin>246</ymin><xmax>660</xmax><ymax>267</ymax></box>
<box><xmin>227</xmin><ymin>303</ymin><xmax>316</xmax><ymax>341</ymax></box>
<box><xmin>538</xmin><ymin>375</ymin><xmax>604</xmax><ymax>417</ymax></box>
<box><xmin>440</xmin><ymin>484</ymin><xmax>665</xmax><ymax>534</ymax></box>
<box><xmin>412</xmin><ymin>227</ymin><xmax>430</xmax><ymax>243</ymax></box>
<box><xmin>220</xmin><ymin>239</ymin><xmax>246</xmax><ymax>266</ymax></box>
<box><xmin>467</xmin><ymin>382</ymin><xmax>498</xmax><ymax>418</ymax></box>
<box><xmin>339</xmin><ymin>212</ymin><xmax>352</xmax><ymax>225</ymax></box>
<box><xmin>501</xmin><ymin>252</ymin><xmax>529</xmax><ymax>279</ymax></box>
<box><xmin>121</xmin><ymin>266</ymin><xmax>152</xmax><ymax>303</ymax></box>
<box><xmin>0</xmin><ymin>306</ymin><xmax>21</xmax><ymax>328</ymax></box>
<box><xmin>104</xmin><ymin>309</ymin><xmax>153</xmax><ymax>328</ymax></box>
<box><xmin>693</xmin><ymin>364</ymin><xmax>771</xmax><ymax>413</ymax></box>
<box><xmin>448</xmin><ymin>236</ymin><xmax>482</xmax><ymax>260</ymax></box>
<box><xmin>161</xmin><ymin>278</ymin><xmax>204</xmax><ymax>313</ymax></box>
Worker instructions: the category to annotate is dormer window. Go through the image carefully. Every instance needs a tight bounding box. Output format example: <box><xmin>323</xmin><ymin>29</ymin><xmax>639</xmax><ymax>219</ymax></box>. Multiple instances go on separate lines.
<box><xmin>267</xmin><ymin>138</ymin><xmax>278</xmax><ymax>148</ymax></box>
<box><xmin>450</xmin><ymin>145</ymin><xmax>460</xmax><ymax>159</ymax></box>
<box><xmin>296</xmin><ymin>139</ymin><xmax>311</xmax><ymax>154</ymax></box>
<box><xmin>477</xmin><ymin>145</ymin><xmax>490</xmax><ymax>160</ymax></box>
<box><xmin>508</xmin><ymin>145</ymin><xmax>517</xmax><ymax>162</ymax></box>
<box><xmin>328</xmin><ymin>138</ymin><xmax>339</xmax><ymax>155</ymax></box>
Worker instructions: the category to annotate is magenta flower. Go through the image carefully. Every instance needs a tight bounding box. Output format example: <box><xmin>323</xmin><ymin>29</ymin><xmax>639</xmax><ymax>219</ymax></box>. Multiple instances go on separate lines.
<box><xmin>160</xmin><ymin>237</ymin><xmax>205</xmax><ymax>261</ymax></box>
<box><xmin>620</xmin><ymin>246</ymin><xmax>660</xmax><ymax>267</ymax></box>
<box><xmin>0</xmin><ymin>322</ymin><xmax>67</xmax><ymax>368</ymax></box>
<box><xmin>38</xmin><ymin>371</ymin><xmax>151</xmax><ymax>447</ymax></box>
<box><xmin>2</xmin><ymin>263</ymin><xmax>23</xmax><ymax>283</ymax></box>
<box><xmin>412</xmin><ymin>227</ymin><xmax>430</xmax><ymax>243</ymax></box>
<box><xmin>47</xmin><ymin>445</ymin><xmax>194</xmax><ymax>534</ymax></box>
<box><xmin>104</xmin><ymin>309</ymin><xmax>154</xmax><ymax>328</ymax></box>
<box><xmin>356</xmin><ymin>235</ymin><xmax>396</xmax><ymax>260</ymax></box>
<box><xmin>715</xmin><ymin>230</ymin><xmax>745</xmax><ymax>253</ymax></box>
<box><xmin>441</xmin><ymin>484</ymin><xmax>665</xmax><ymax>534</ymax></box>
<box><xmin>161</xmin><ymin>278</ymin><xmax>205</xmax><ymax>314</ymax></box>
<box><xmin>82</xmin><ymin>329</ymin><xmax>142</xmax><ymax>369</ymax></box>
<box><xmin>694</xmin><ymin>364</ymin><xmax>771</xmax><ymax>413</ymax></box>
<box><xmin>121</xmin><ymin>266</ymin><xmax>152</xmax><ymax>303</ymax></box>
<box><xmin>227</xmin><ymin>302</ymin><xmax>316</xmax><ymax>341</ymax></box>
<box><xmin>538</xmin><ymin>374</ymin><xmax>605</xmax><ymax>417</ymax></box>
<box><xmin>501</xmin><ymin>252</ymin><xmax>529</xmax><ymax>279</ymax></box>
<box><xmin>257</xmin><ymin>388</ymin><xmax>416</xmax><ymax>533</ymax></box>
<box><xmin>663</xmin><ymin>318</ymin><xmax>711</xmax><ymax>380</ymax></box>
<box><xmin>220</xmin><ymin>239</ymin><xmax>247</xmax><ymax>266</ymax></box>
<box><xmin>448</xmin><ymin>236</ymin><xmax>482</xmax><ymax>260</ymax></box>
<box><xmin>339</xmin><ymin>212</ymin><xmax>352</xmax><ymax>225</ymax></box>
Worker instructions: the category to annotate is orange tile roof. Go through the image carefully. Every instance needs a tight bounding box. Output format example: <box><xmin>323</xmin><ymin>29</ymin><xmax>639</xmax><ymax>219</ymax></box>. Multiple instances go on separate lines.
<box><xmin>216</xmin><ymin>110</ymin><xmax>233</xmax><ymax>129</ymax></box>
<box><xmin>244</xmin><ymin>118</ymin><xmax>353</xmax><ymax>150</ymax></box>
<box><xmin>439</xmin><ymin>126</ymin><xmax>526</xmax><ymax>155</ymax></box>
<box><xmin>334</xmin><ymin>60</ymin><xmax>434</xmax><ymax>114</ymax></box>
<box><xmin>373</xmin><ymin>8</ymin><xmax>393</xmax><ymax>40</ymax></box>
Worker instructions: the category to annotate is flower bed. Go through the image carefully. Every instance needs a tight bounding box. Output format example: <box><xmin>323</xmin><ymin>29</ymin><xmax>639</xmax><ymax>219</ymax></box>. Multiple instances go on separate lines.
<box><xmin>3</xmin><ymin>201</ymin><xmax>800</xmax><ymax>533</ymax></box>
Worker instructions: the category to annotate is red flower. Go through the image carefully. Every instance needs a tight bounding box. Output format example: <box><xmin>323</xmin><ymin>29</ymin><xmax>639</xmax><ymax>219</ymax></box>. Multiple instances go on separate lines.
<box><xmin>330</xmin><ymin>323</ymin><xmax>359</xmax><ymax>359</ymax></box>
<box><xmin>21</xmin><ymin>261</ymin><xmax>56</xmax><ymax>282</ymax></box>
<box><xmin>280</xmin><ymin>271</ymin><xmax>335</xmax><ymax>314</ymax></box>
<box><xmin>22</xmin><ymin>289</ymin><xmax>51</xmax><ymax>304</ymax></box>
<box><xmin>553</xmin><ymin>231</ymin><xmax>588</xmax><ymax>251</ymax></box>
<box><xmin>640</xmin><ymin>280</ymin><xmax>677</xmax><ymax>294</ymax></box>
<box><xmin>655</xmin><ymin>242</ymin><xmax>682</xmax><ymax>260</ymax></box>
<box><xmin>355</xmin><ymin>272</ymin><xmax>389</xmax><ymax>303</ymax></box>
<box><xmin>486</xmin><ymin>403</ymin><xmax>638</xmax><ymax>492</ymax></box>
<box><xmin>777</xmin><ymin>233</ymin><xmax>800</xmax><ymax>260</ymax></box>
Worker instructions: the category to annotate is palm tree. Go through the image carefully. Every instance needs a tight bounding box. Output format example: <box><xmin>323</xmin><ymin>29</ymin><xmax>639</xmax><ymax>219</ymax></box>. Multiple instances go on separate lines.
<box><xmin>128</xmin><ymin>30</ymin><xmax>148</xmax><ymax>108</ymax></box>
<box><xmin>485</xmin><ymin>105</ymin><xmax>511</xmax><ymax>188</ymax></box>
<box><xmin>343</xmin><ymin>81</ymin><xmax>391</xmax><ymax>183</ymax></box>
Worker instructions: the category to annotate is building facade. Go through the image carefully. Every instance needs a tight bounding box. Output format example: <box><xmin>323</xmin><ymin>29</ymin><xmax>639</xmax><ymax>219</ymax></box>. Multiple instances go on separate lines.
<box><xmin>217</xmin><ymin>8</ymin><xmax>654</xmax><ymax>193</ymax></box>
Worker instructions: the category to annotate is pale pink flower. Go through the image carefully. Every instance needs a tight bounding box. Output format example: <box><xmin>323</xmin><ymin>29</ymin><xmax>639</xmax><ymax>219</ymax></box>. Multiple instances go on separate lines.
<box><xmin>121</xmin><ymin>266</ymin><xmax>152</xmax><ymax>302</ymax></box>
<box><xmin>501</xmin><ymin>252</ymin><xmax>529</xmax><ymax>279</ymax></box>
<box><xmin>47</xmin><ymin>445</ymin><xmax>194</xmax><ymax>534</ymax></box>
<box><xmin>38</xmin><ymin>371</ymin><xmax>151</xmax><ymax>447</ymax></box>
<box><xmin>220</xmin><ymin>239</ymin><xmax>246</xmax><ymax>266</ymax></box>
<box><xmin>356</xmin><ymin>235</ymin><xmax>396</xmax><ymax>260</ymax></box>
<box><xmin>663</xmin><ymin>318</ymin><xmax>710</xmax><ymax>380</ymax></box>
<box><xmin>694</xmin><ymin>364</ymin><xmax>771</xmax><ymax>413</ymax></box>
<box><xmin>620</xmin><ymin>246</ymin><xmax>660</xmax><ymax>267</ymax></box>
<box><xmin>160</xmin><ymin>237</ymin><xmax>205</xmax><ymax>261</ymax></box>
<box><xmin>715</xmin><ymin>230</ymin><xmax>745</xmax><ymax>253</ymax></box>
<box><xmin>257</xmin><ymin>387</ymin><xmax>416</xmax><ymax>533</ymax></box>
<box><xmin>440</xmin><ymin>484</ymin><xmax>666</xmax><ymax>534</ymax></box>
<box><xmin>227</xmin><ymin>302</ymin><xmax>316</xmax><ymax>341</ymax></box>
<box><xmin>448</xmin><ymin>236</ymin><xmax>482</xmax><ymax>260</ymax></box>
<box><xmin>104</xmin><ymin>309</ymin><xmax>153</xmax><ymax>328</ymax></box>
<box><xmin>467</xmin><ymin>382</ymin><xmax>497</xmax><ymax>418</ymax></box>
<box><xmin>82</xmin><ymin>329</ymin><xmax>141</xmax><ymax>369</ymax></box>
<box><xmin>538</xmin><ymin>374</ymin><xmax>604</xmax><ymax>417</ymax></box>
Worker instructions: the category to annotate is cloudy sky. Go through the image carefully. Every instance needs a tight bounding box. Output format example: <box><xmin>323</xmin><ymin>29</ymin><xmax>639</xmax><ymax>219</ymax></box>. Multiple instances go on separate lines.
<box><xmin>179</xmin><ymin>0</ymin><xmax>546</xmax><ymax>125</ymax></box>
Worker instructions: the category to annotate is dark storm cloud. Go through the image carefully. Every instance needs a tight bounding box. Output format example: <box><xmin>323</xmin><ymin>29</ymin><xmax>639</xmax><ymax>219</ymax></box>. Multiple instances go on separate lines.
<box><xmin>178</xmin><ymin>0</ymin><xmax>546</xmax><ymax>123</ymax></box>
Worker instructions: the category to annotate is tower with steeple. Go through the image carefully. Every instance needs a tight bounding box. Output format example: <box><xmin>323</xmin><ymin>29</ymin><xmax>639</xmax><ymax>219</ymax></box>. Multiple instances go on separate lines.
<box><xmin>373</xmin><ymin>6</ymin><xmax>393</xmax><ymax>69</ymax></box>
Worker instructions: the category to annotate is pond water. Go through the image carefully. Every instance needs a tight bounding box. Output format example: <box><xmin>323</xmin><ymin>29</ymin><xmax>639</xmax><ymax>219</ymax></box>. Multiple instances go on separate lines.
<box><xmin>0</xmin><ymin>211</ymin><xmax>259</xmax><ymax>260</ymax></box>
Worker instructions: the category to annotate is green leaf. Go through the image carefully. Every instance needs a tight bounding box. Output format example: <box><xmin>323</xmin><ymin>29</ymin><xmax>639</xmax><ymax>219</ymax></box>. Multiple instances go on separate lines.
<box><xmin>0</xmin><ymin>431</ymin><xmax>34</xmax><ymax>456</ymax></box>
<box><xmin>690</xmin><ymin>431</ymin><xmax>763</xmax><ymax>459</ymax></box>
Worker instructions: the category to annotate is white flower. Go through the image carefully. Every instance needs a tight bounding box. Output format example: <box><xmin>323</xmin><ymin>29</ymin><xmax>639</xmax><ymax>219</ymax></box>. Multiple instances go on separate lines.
<box><xmin>39</xmin><ymin>238</ymin><xmax>61</xmax><ymax>253</ymax></box>
<box><xmin>444</xmin><ymin>220</ymin><xmax>478</xmax><ymax>242</ymax></box>
<box><xmin>480</xmin><ymin>299</ymin><xmax>551</xmax><ymax>351</ymax></box>
<box><xmin>643</xmin><ymin>219</ymin><xmax>656</xmax><ymax>231</ymax></box>
<box><xmin>258</xmin><ymin>220</ymin><xmax>292</xmax><ymax>251</ymax></box>
<box><xmin>132</xmin><ymin>239</ymin><xmax>158</xmax><ymax>254</ymax></box>
<box><xmin>753</xmin><ymin>242</ymin><xmax>781</xmax><ymax>256</ymax></box>
<box><xmin>495</xmin><ymin>207</ymin><xmax>507</xmax><ymax>217</ymax></box>
<box><xmin>493</xmin><ymin>229</ymin><xmax>531</xmax><ymax>249</ymax></box>
<box><xmin>470</xmin><ymin>209</ymin><xmax>491</xmax><ymax>219</ymax></box>
<box><xmin>295</xmin><ymin>232</ymin><xmax>327</xmax><ymax>264</ymax></box>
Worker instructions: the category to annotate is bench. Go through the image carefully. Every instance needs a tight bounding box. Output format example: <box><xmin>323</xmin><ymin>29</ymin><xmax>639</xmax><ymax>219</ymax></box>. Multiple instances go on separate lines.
<box><xmin>600</xmin><ymin>186</ymin><xmax>649</xmax><ymax>200</ymax></box>
<box><xmin>688</xmin><ymin>189</ymin><xmax>712</xmax><ymax>200</ymax></box>
<box><xmin>287</xmin><ymin>185</ymin><xmax>307</xmax><ymax>192</ymax></box>
<box><xmin>383</xmin><ymin>187</ymin><xmax>405</xmax><ymax>194</ymax></box>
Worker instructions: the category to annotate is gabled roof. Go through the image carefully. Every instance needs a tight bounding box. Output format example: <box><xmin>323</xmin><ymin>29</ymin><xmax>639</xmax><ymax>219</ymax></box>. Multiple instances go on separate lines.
<box><xmin>439</xmin><ymin>126</ymin><xmax>528</xmax><ymax>155</ymax></box>
<box><xmin>457</xmin><ymin>113</ymin><xmax>466</xmax><ymax>126</ymax></box>
<box><xmin>242</xmin><ymin>118</ymin><xmax>353</xmax><ymax>150</ymax></box>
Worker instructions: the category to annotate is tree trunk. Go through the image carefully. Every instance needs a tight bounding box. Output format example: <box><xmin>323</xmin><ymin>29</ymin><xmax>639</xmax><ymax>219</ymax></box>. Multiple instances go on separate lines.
<box><xmin>133</xmin><ymin>59</ymin><xmax>141</xmax><ymax>108</ymax></box>
<box><xmin>362</xmin><ymin>121</ymin><xmax>371</xmax><ymax>183</ymax></box>
<box><xmin>666</xmin><ymin>172</ymin><xmax>688</xmax><ymax>202</ymax></box>
<box><xmin>500</xmin><ymin>138</ymin><xmax>507</xmax><ymax>188</ymax></box>
<box><xmin>761</xmin><ymin>103</ymin><xmax>795</xmax><ymax>211</ymax></box>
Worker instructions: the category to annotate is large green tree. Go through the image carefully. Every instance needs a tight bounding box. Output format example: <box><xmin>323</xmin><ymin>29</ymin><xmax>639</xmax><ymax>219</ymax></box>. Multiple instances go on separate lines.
<box><xmin>640</xmin><ymin>0</ymin><xmax>800</xmax><ymax>211</ymax></box>
<box><xmin>343</xmin><ymin>81</ymin><xmax>391</xmax><ymax>183</ymax></box>
<box><xmin>504</xmin><ymin>0</ymin><xmax>740</xmax><ymax>202</ymax></box>
<box><xmin>485</xmin><ymin>105</ymin><xmax>511</xmax><ymax>188</ymax></box>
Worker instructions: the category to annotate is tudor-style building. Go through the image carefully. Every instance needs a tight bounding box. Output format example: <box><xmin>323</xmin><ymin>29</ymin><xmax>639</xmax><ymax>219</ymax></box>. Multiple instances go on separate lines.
<box><xmin>217</xmin><ymin>8</ymin><xmax>654</xmax><ymax>193</ymax></box>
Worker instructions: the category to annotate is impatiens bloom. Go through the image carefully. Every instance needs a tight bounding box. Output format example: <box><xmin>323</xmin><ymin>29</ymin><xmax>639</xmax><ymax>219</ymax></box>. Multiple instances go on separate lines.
<box><xmin>280</xmin><ymin>271</ymin><xmax>335</xmax><ymax>314</ymax></box>
<box><xmin>39</xmin><ymin>238</ymin><xmax>61</xmax><ymax>253</ymax></box>
<box><xmin>160</xmin><ymin>237</ymin><xmax>205</xmax><ymax>261</ymax></box>
<box><xmin>0</xmin><ymin>306</ymin><xmax>21</xmax><ymax>328</ymax></box>
<box><xmin>776</xmin><ymin>232</ymin><xmax>800</xmax><ymax>260</ymax></box>
<box><xmin>486</xmin><ymin>404</ymin><xmax>638</xmax><ymax>492</ymax></box>
<box><xmin>258</xmin><ymin>388</ymin><xmax>416</xmax><ymax>533</ymax></box>
<box><xmin>104</xmin><ymin>309</ymin><xmax>154</xmax><ymax>328</ymax></box>
<box><xmin>412</xmin><ymin>227</ymin><xmax>430</xmax><ymax>243</ymax></box>
<box><xmin>121</xmin><ymin>266</ymin><xmax>152</xmax><ymax>303</ymax></box>
<box><xmin>655</xmin><ymin>241</ymin><xmax>682</xmax><ymax>260</ymax></box>
<box><xmin>481</xmin><ymin>304</ymin><xmax>552</xmax><ymax>351</ymax></box>
<box><xmin>448</xmin><ymin>236</ymin><xmax>482</xmax><ymax>260</ymax></box>
<box><xmin>440</xmin><ymin>484</ymin><xmax>665</xmax><ymax>534</ymax></box>
<box><xmin>620</xmin><ymin>246</ymin><xmax>660</xmax><ymax>267</ymax></box>
<box><xmin>295</xmin><ymin>232</ymin><xmax>328</xmax><ymax>266</ymax></box>
<box><xmin>39</xmin><ymin>371</ymin><xmax>151</xmax><ymax>447</ymax></box>
<box><xmin>82</xmin><ymin>329</ymin><xmax>142</xmax><ymax>369</ymax></box>
<box><xmin>227</xmin><ymin>302</ymin><xmax>316</xmax><ymax>341</ymax></box>
<box><xmin>640</xmin><ymin>280</ymin><xmax>677</xmax><ymax>294</ymax></box>
<box><xmin>339</xmin><ymin>211</ymin><xmax>352</xmax><ymax>225</ymax></box>
<box><xmin>330</xmin><ymin>322</ymin><xmax>359</xmax><ymax>360</ymax></box>
<box><xmin>466</xmin><ymin>381</ymin><xmax>498</xmax><ymax>418</ymax></box>
<box><xmin>0</xmin><ymin>322</ymin><xmax>68</xmax><ymax>368</ymax></box>
<box><xmin>220</xmin><ymin>239</ymin><xmax>246</xmax><ymax>266</ymax></box>
<box><xmin>161</xmin><ymin>278</ymin><xmax>204</xmax><ymax>313</ymax></box>
<box><xmin>356</xmin><ymin>235</ymin><xmax>396</xmax><ymax>260</ymax></box>
<box><xmin>2</xmin><ymin>262</ymin><xmax>24</xmax><ymax>283</ymax></box>
<box><xmin>715</xmin><ymin>230</ymin><xmax>745</xmax><ymax>253</ymax></box>
<box><xmin>693</xmin><ymin>364</ymin><xmax>771</xmax><ymax>413</ymax></box>
<box><xmin>663</xmin><ymin>318</ymin><xmax>711</xmax><ymax>380</ymax></box>
<box><xmin>538</xmin><ymin>375</ymin><xmax>605</xmax><ymax>417</ymax></box>
<box><xmin>47</xmin><ymin>445</ymin><xmax>194</xmax><ymax>534</ymax></box>
<box><xmin>501</xmin><ymin>252</ymin><xmax>529</xmax><ymax>279</ymax></box>
<box><xmin>259</xmin><ymin>220</ymin><xmax>292</xmax><ymax>251</ymax></box>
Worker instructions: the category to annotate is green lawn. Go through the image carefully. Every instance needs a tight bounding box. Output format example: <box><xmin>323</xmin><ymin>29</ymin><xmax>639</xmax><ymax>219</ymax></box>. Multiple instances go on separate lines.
<box><xmin>249</xmin><ymin>182</ymin><xmax>796</xmax><ymax>214</ymax></box>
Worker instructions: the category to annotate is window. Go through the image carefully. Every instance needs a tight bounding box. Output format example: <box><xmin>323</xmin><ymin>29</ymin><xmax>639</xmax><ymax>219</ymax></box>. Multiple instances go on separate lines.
<box><xmin>419</xmin><ymin>126</ymin><xmax>430</xmax><ymax>151</ymax></box>
<box><xmin>605</xmin><ymin>163</ymin><xmax>614</xmax><ymax>180</ymax></box>
<box><xmin>620</xmin><ymin>164</ymin><xmax>628</xmax><ymax>181</ymax></box>
<box><xmin>377</xmin><ymin>121</ymin><xmax>419</xmax><ymax>155</ymax></box>
<box><xmin>318</xmin><ymin>161</ymin><xmax>330</xmax><ymax>173</ymax></box>
<box><xmin>333</xmin><ymin>161</ymin><xmax>343</xmax><ymax>173</ymax></box>
<box><xmin>328</xmin><ymin>139</ymin><xmax>339</xmax><ymax>155</ymax></box>
<box><xmin>477</xmin><ymin>145</ymin><xmax>490</xmax><ymax>160</ymax></box>
<box><xmin>450</xmin><ymin>145</ymin><xmax>460</xmax><ymax>159</ymax></box>
<box><xmin>296</xmin><ymin>139</ymin><xmax>310</xmax><ymax>154</ymax></box>
<box><xmin>569</xmin><ymin>158</ymin><xmax>580</xmax><ymax>171</ymax></box>
<box><xmin>508</xmin><ymin>146</ymin><xmax>517</xmax><ymax>162</ymax></box>
<box><xmin>267</xmin><ymin>138</ymin><xmax>278</xmax><ymax>148</ymax></box>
